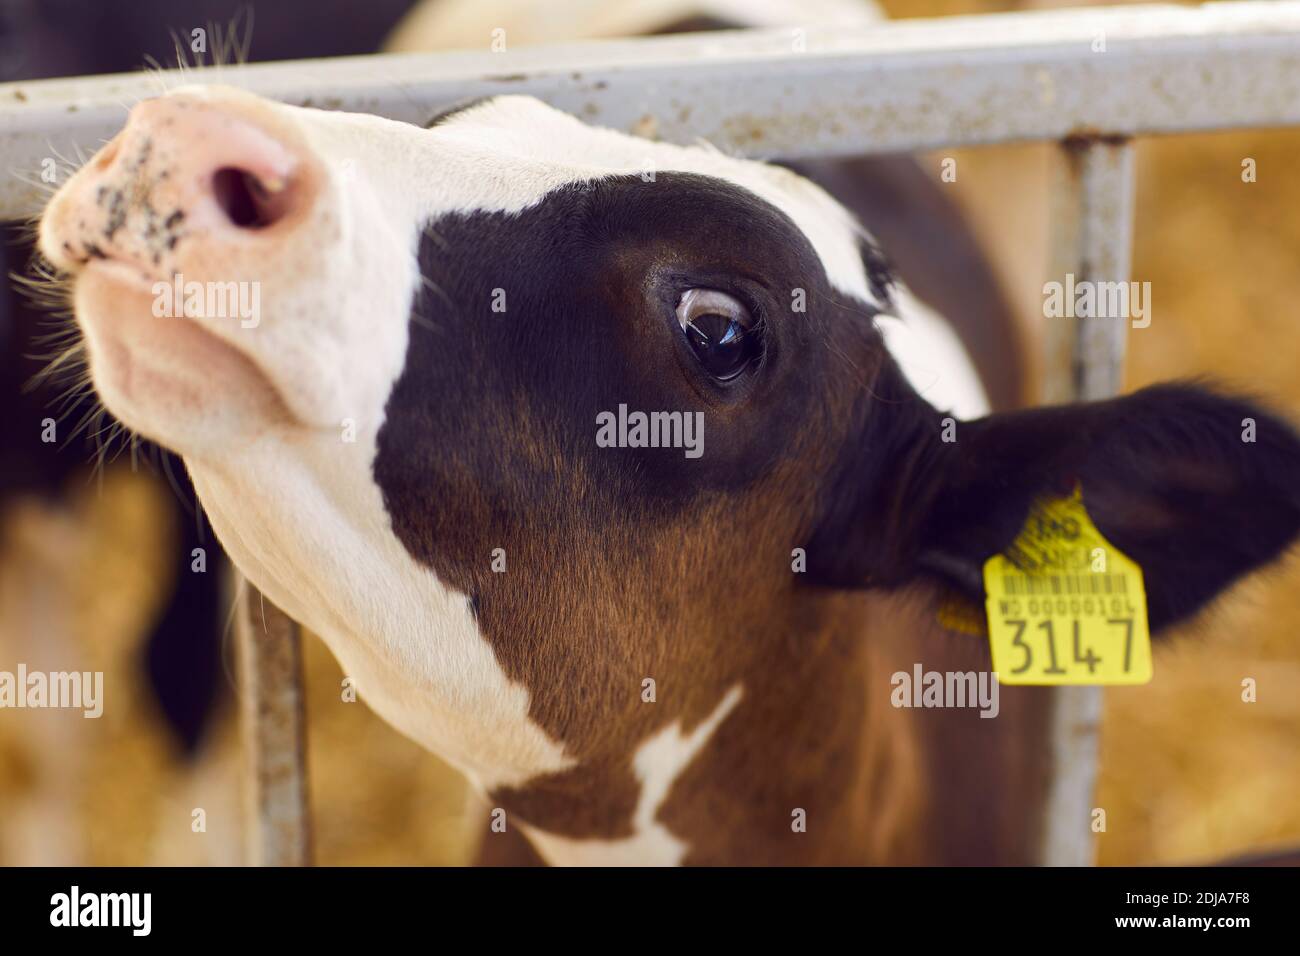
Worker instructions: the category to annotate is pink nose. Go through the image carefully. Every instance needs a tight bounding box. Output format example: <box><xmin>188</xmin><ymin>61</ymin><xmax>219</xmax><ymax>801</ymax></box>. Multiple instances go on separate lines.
<box><xmin>51</xmin><ymin>94</ymin><xmax>308</xmax><ymax>271</ymax></box>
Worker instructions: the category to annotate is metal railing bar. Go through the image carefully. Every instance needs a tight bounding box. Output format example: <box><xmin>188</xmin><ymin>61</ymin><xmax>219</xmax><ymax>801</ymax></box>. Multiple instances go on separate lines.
<box><xmin>4</xmin><ymin>2</ymin><xmax>1300</xmax><ymax>217</ymax></box>
<box><xmin>1038</xmin><ymin>138</ymin><xmax>1137</xmax><ymax>865</ymax></box>
<box><xmin>234</xmin><ymin>581</ymin><xmax>312</xmax><ymax>866</ymax></box>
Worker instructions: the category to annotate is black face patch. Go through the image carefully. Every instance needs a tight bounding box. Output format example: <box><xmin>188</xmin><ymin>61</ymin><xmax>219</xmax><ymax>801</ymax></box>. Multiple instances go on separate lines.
<box><xmin>373</xmin><ymin>171</ymin><xmax>887</xmax><ymax>600</ymax></box>
<box><xmin>373</xmin><ymin>163</ymin><xmax>1300</xmax><ymax>738</ymax></box>
<box><xmin>365</xmin><ymin>147</ymin><xmax>1300</xmax><ymax>854</ymax></box>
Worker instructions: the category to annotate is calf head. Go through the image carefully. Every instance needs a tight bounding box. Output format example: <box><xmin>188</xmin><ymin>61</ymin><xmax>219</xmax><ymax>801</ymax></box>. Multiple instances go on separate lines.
<box><xmin>38</xmin><ymin>87</ymin><xmax>1300</xmax><ymax>863</ymax></box>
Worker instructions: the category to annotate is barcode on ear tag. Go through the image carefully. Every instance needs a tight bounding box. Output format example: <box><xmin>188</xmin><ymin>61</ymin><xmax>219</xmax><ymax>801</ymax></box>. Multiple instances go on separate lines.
<box><xmin>983</xmin><ymin>486</ymin><xmax>1152</xmax><ymax>685</ymax></box>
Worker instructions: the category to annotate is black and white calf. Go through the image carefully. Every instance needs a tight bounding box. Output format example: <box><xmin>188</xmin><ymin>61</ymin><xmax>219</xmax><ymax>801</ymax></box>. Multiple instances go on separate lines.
<box><xmin>37</xmin><ymin>85</ymin><xmax>1300</xmax><ymax>864</ymax></box>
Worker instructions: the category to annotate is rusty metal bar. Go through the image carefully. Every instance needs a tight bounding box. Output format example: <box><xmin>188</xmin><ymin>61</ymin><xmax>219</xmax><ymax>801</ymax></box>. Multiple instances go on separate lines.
<box><xmin>1039</xmin><ymin>138</ymin><xmax>1137</xmax><ymax>866</ymax></box>
<box><xmin>5</xmin><ymin>2</ymin><xmax>1300</xmax><ymax>218</ymax></box>
<box><xmin>235</xmin><ymin>581</ymin><xmax>312</xmax><ymax>866</ymax></box>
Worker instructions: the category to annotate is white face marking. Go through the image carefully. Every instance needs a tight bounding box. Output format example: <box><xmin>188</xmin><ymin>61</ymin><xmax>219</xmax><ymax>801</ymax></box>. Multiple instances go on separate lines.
<box><xmin>39</xmin><ymin>85</ymin><xmax>984</xmax><ymax>842</ymax></box>
<box><xmin>877</xmin><ymin>288</ymin><xmax>991</xmax><ymax>420</ymax></box>
<box><xmin>412</xmin><ymin>95</ymin><xmax>885</xmax><ymax>305</ymax></box>
<box><xmin>188</xmin><ymin>437</ymin><xmax>574</xmax><ymax>791</ymax></box>
<box><xmin>387</xmin><ymin>0</ymin><xmax>885</xmax><ymax>52</ymax></box>
<box><xmin>520</xmin><ymin>685</ymin><xmax>744</xmax><ymax>866</ymax></box>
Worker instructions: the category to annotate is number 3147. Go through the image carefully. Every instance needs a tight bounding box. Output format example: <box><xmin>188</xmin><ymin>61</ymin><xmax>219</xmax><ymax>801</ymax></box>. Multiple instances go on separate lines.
<box><xmin>1002</xmin><ymin>618</ymin><xmax>1135</xmax><ymax>674</ymax></box>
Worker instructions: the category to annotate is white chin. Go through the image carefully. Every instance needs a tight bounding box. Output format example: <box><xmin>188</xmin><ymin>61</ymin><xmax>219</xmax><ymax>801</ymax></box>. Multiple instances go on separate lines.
<box><xmin>74</xmin><ymin>263</ymin><xmax>292</xmax><ymax>455</ymax></box>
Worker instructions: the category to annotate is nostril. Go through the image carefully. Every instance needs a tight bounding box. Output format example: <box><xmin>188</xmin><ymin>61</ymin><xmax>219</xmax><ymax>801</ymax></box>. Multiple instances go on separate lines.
<box><xmin>212</xmin><ymin>167</ymin><xmax>293</xmax><ymax>229</ymax></box>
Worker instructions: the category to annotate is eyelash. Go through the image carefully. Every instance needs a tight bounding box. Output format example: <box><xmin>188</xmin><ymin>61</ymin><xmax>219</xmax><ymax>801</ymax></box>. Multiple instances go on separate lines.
<box><xmin>676</xmin><ymin>288</ymin><xmax>768</xmax><ymax>384</ymax></box>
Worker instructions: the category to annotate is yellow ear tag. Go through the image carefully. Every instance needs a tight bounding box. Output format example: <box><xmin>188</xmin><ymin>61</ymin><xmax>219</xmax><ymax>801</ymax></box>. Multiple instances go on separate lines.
<box><xmin>983</xmin><ymin>486</ymin><xmax>1152</xmax><ymax>685</ymax></box>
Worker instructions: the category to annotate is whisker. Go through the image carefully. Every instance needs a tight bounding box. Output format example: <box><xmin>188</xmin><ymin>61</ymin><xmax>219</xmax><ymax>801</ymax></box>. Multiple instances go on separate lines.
<box><xmin>422</xmin><ymin>225</ymin><xmax>450</xmax><ymax>253</ymax></box>
<box><xmin>168</xmin><ymin>31</ymin><xmax>192</xmax><ymax>78</ymax></box>
<box><xmin>220</xmin><ymin>573</ymin><xmax>249</xmax><ymax>700</ymax></box>
<box><xmin>410</xmin><ymin>312</ymin><xmax>444</xmax><ymax>336</ymax></box>
<box><xmin>160</xmin><ymin>450</ymin><xmax>198</xmax><ymax>519</ymax></box>
<box><xmin>8</xmin><ymin>171</ymin><xmax>59</xmax><ymax>199</ymax></box>
<box><xmin>418</xmin><ymin>273</ymin><xmax>454</xmax><ymax>307</ymax></box>
<box><xmin>60</xmin><ymin>399</ymin><xmax>104</xmax><ymax>449</ymax></box>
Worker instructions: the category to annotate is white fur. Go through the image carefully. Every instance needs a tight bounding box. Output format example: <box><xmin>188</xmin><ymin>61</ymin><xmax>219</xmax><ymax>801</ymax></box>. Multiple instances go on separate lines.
<box><xmin>521</xmin><ymin>685</ymin><xmax>744</xmax><ymax>865</ymax></box>
<box><xmin>878</xmin><ymin>288</ymin><xmax>991</xmax><ymax>419</ymax></box>
<box><xmin>387</xmin><ymin>0</ymin><xmax>884</xmax><ymax>51</ymax></box>
<box><xmin>189</xmin><ymin>437</ymin><xmax>574</xmax><ymax>791</ymax></box>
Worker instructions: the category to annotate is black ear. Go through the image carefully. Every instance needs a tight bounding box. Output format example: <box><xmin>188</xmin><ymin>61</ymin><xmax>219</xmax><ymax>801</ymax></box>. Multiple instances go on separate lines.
<box><xmin>812</xmin><ymin>382</ymin><xmax>1300</xmax><ymax>634</ymax></box>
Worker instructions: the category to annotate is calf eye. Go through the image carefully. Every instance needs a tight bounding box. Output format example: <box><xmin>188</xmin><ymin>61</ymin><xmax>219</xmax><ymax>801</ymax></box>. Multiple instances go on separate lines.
<box><xmin>675</xmin><ymin>288</ymin><xmax>761</xmax><ymax>382</ymax></box>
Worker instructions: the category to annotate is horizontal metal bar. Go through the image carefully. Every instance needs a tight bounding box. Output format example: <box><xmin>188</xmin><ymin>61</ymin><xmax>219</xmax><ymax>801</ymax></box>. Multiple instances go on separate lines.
<box><xmin>3</xmin><ymin>2</ymin><xmax>1300</xmax><ymax>219</ymax></box>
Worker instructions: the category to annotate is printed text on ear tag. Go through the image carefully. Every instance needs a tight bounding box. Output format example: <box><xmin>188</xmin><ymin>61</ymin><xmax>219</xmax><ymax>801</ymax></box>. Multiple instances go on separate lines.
<box><xmin>982</xmin><ymin>486</ymin><xmax>1152</xmax><ymax>686</ymax></box>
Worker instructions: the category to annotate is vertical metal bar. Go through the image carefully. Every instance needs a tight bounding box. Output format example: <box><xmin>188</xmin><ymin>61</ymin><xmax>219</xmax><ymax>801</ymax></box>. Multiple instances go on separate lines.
<box><xmin>1044</xmin><ymin>138</ymin><xmax>1137</xmax><ymax>403</ymax></box>
<box><xmin>1039</xmin><ymin>137</ymin><xmax>1136</xmax><ymax>866</ymax></box>
<box><xmin>235</xmin><ymin>581</ymin><xmax>313</xmax><ymax>866</ymax></box>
